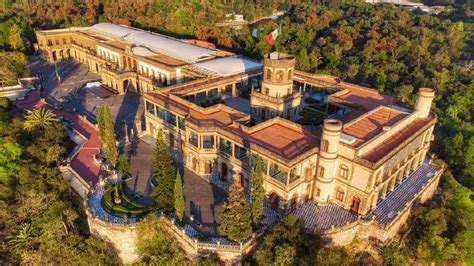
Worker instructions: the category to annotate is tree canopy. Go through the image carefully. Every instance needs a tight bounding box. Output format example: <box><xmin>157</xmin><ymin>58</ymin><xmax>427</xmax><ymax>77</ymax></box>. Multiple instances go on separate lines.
<box><xmin>150</xmin><ymin>128</ymin><xmax>176</xmax><ymax>212</ymax></box>
<box><xmin>0</xmin><ymin>98</ymin><xmax>117</xmax><ymax>264</ymax></box>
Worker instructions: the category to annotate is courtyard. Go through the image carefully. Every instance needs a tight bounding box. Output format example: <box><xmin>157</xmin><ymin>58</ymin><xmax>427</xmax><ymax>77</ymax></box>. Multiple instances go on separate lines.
<box><xmin>28</xmin><ymin>56</ymin><xmax>230</xmax><ymax>236</ymax></box>
<box><xmin>28</xmin><ymin>56</ymin><xmax>143</xmax><ymax>136</ymax></box>
<box><xmin>122</xmin><ymin>135</ymin><xmax>226</xmax><ymax>235</ymax></box>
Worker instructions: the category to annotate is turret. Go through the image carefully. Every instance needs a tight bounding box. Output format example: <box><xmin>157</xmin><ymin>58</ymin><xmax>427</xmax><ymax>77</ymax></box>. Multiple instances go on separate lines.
<box><xmin>314</xmin><ymin>119</ymin><xmax>343</xmax><ymax>203</ymax></box>
<box><xmin>415</xmin><ymin>88</ymin><xmax>435</xmax><ymax>118</ymax></box>
<box><xmin>261</xmin><ymin>52</ymin><xmax>295</xmax><ymax>98</ymax></box>
<box><xmin>250</xmin><ymin>52</ymin><xmax>301</xmax><ymax>121</ymax></box>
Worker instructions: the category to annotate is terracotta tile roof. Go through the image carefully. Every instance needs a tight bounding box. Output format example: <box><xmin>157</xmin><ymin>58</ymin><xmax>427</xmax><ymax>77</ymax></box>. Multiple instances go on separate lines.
<box><xmin>332</xmin><ymin>85</ymin><xmax>397</xmax><ymax>110</ymax></box>
<box><xmin>187</xmin><ymin>108</ymin><xmax>247</xmax><ymax>127</ymax></box>
<box><xmin>146</xmin><ymin>91</ymin><xmax>318</xmax><ymax>161</ymax></box>
<box><xmin>343</xmin><ymin>106</ymin><xmax>408</xmax><ymax>147</ymax></box>
<box><xmin>362</xmin><ymin>115</ymin><xmax>435</xmax><ymax>163</ymax></box>
<box><xmin>246</xmin><ymin>123</ymin><xmax>319</xmax><ymax>160</ymax></box>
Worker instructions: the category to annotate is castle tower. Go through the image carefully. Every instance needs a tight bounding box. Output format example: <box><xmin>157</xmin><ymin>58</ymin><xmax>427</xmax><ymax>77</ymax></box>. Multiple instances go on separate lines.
<box><xmin>250</xmin><ymin>52</ymin><xmax>301</xmax><ymax>121</ymax></box>
<box><xmin>314</xmin><ymin>119</ymin><xmax>343</xmax><ymax>204</ymax></box>
<box><xmin>415</xmin><ymin>88</ymin><xmax>435</xmax><ymax>118</ymax></box>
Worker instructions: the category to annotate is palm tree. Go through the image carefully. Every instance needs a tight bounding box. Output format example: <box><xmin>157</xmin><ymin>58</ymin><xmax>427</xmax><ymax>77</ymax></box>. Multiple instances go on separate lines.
<box><xmin>6</xmin><ymin>223</ymin><xmax>36</xmax><ymax>250</ymax></box>
<box><xmin>23</xmin><ymin>108</ymin><xmax>59</xmax><ymax>131</ymax></box>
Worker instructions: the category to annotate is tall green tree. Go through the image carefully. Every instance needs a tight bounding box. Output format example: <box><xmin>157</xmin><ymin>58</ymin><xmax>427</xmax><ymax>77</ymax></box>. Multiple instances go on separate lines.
<box><xmin>254</xmin><ymin>214</ymin><xmax>323</xmax><ymax>265</ymax></box>
<box><xmin>7</xmin><ymin>24</ymin><xmax>25</xmax><ymax>51</ymax></box>
<box><xmin>136</xmin><ymin>216</ymin><xmax>188</xmax><ymax>264</ymax></box>
<box><xmin>149</xmin><ymin>128</ymin><xmax>176</xmax><ymax>212</ymax></box>
<box><xmin>251</xmin><ymin>155</ymin><xmax>265</xmax><ymax>226</ymax></box>
<box><xmin>219</xmin><ymin>179</ymin><xmax>252</xmax><ymax>242</ymax></box>
<box><xmin>96</xmin><ymin>106</ymin><xmax>106</xmax><ymax>141</ymax></box>
<box><xmin>316</xmin><ymin>246</ymin><xmax>355</xmax><ymax>266</ymax></box>
<box><xmin>118</xmin><ymin>154</ymin><xmax>130</xmax><ymax>175</ymax></box>
<box><xmin>0</xmin><ymin>141</ymin><xmax>22</xmax><ymax>182</ymax></box>
<box><xmin>98</xmin><ymin>105</ymin><xmax>118</xmax><ymax>166</ymax></box>
<box><xmin>174</xmin><ymin>171</ymin><xmax>185</xmax><ymax>222</ymax></box>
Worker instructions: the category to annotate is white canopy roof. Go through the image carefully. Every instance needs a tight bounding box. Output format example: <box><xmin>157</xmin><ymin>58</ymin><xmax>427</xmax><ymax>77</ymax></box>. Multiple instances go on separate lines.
<box><xmin>131</xmin><ymin>46</ymin><xmax>156</xmax><ymax>57</ymax></box>
<box><xmin>124</xmin><ymin>32</ymin><xmax>216</xmax><ymax>63</ymax></box>
<box><xmin>91</xmin><ymin>23</ymin><xmax>139</xmax><ymax>39</ymax></box>
<box><xmin>91</xmin><ymin>23</ymin><xmax>216</xmax><ymax>63</ymax></box>
<box><xmin>192</xmin><ymin>57</ymin><xmax>262</xmax><ymax>77</ymax></box>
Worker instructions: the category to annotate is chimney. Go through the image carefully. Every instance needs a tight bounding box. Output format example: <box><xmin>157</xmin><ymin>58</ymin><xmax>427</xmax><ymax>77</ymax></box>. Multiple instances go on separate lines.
<box><xmin>414</xmin><ymin>88</ymin><xmax>435</xmax><ymax>118</ymax></box>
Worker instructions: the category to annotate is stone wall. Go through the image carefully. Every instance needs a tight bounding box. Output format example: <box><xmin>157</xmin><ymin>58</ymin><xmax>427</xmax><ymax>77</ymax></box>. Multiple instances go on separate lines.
<box><xmin>86</xmin><ymin>212</ymin><xmax>140</xmax><ymax>264</ymax></box>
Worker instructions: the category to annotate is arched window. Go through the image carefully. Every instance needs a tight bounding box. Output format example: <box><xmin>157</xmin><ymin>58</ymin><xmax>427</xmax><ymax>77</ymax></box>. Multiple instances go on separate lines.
<box><xmin>318</xmin><ymin>166</ymin><xmax>325</xmax><ymax>178</ymax></box>
<box><xmin>339</xmin><ymin>165</ymin><xmax>349</xmax><ymax>179</ymax></box>
<box><xmin>336</xmin><ymin>188</ymin><xmax>345</xmax><ymax>202</ymax></box>
<box><xmin>276</xmin><ymin>70</ymin><xmax>284</xmax><ymax>82</ymax></box>
<box><xmin>351</xmin><ymin>196</ymin><xmax>361</xmax><ymax>213</ymax></box>
<box><xmin>287</xmin><ymin>69</ymin><xmax>293</xmax><ymax>80</ymax></box>
<box><xmin>266</xmin><ymin>69</ymin><xmax>272</xmax><ymax>80</ymax></box>
<box><xmin>321</xmin><ymin>139</ymin><xmax>329</xmax><ymax>152</ymax></box>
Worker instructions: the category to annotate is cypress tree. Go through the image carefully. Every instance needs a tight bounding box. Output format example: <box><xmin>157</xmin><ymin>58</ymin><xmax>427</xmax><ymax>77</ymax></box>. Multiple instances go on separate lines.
<box><xmin>251</xmin><ymin>155</ymin><xmax>265</xmax><ymax>226</ymax></box>
<box><xmin>118</xmin><ymin>154</ymin><xmax>130</xmax><ymax>175</ymax></box>
<box><xmin>150</xmin><ymin>128</ymin><xmax>176</xmax><ymax>212</ymax></box>
<box><xmin>97</xmin><ymin>106</ymin><xmax>106</xmax><ymax>141</ymax></box>
<box><xmin>101</xmin><ymin>106</ymin><xmax>118</xmax><ymax>166</ymax></box>
<box><xmin>174</xmin><ymin>171</ymin><xmax>185</xmax><ymax>222</ymax></box>
<box><xmin>219</xmin><ymin>179</ymin><xmax>252</xmax><ymax>242</ymax></box>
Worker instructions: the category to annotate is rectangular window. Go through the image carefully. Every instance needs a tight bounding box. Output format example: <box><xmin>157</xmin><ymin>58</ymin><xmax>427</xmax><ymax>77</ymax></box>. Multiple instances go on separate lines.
<box><xmin>318</xmin><ymin>166</ymin><xmax>325</xmax><ymax>178</ymax></box>
<box><xmin>156</xmin><ymin>106</ymin><xmax>166</xmax><ymax>120</ymax></box>
<box><xmin>178</xmin><ymin>117</ymin><xmax>185</xmax><ymax>130</ymax></box>
<box><xmin>202</xmin><ymin>135</ymin><xmax>214</xmax><ymax>149</ymax></box>
<box><xmin>189</xmin><ymin>131</ymin><xmax>198</xmax><ymax>147</ymax></box>
<box><xmin>336</xmin><ymin>189</ymin><xmax>344</xmax><ymax>201</ymax></box>
<box><xmin>165</xmin><ymin>112</ymin><xmax>176</xmax><ymax>127</ymax></box>
<box><xmin>145</xmin><ymin>101</ymin><xmax>155</xmax><ymax>115</ymax></box>
<box><xmin>339</xmin><ymin>166</ymin><xmax>349</xmax><ymax>179</ymax></box>
<box><xmin>219</xmin><ymin>139</ymin><xmax>232</xmax><ymax>156</ymax></box>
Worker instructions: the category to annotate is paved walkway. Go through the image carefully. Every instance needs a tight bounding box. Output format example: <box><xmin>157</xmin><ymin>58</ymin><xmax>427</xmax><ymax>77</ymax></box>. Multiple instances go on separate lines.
<box><xmin>183</xmin><ymin>168</ymin><xmax>227</xmax><ymax>236</ymax></box>
<box><xmin>14</xmin><ymin>90</ymin><xmax>104</xmax><ymax>185</ymax></box>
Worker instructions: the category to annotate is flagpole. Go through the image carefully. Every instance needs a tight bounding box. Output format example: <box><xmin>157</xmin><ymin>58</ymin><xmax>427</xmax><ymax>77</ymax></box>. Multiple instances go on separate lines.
<box><xmin>55</xmin><ymin>62</ymin><xmax>63</xmax><ymax>99</ymax></box>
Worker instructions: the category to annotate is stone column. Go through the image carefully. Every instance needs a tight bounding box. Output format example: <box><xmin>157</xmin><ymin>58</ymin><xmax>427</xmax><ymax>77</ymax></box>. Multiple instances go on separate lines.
<box><xmin>231</xmin><ymin>83</ymin><xmax>237</xmax><ymax>97</ymax></box>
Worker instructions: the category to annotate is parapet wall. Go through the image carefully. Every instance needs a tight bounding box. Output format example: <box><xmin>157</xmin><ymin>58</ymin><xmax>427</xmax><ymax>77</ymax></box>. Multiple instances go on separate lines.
<box><xmin>86</xmin><ymin>210</ymin><xmax>140</xmax><ymax>264</ymax></box>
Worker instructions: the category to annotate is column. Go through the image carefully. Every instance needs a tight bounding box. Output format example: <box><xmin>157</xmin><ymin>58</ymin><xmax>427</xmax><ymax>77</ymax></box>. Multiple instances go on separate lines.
<box><xmin>382</xmin><ymin>183</ymin><xmax>388</xmax><ymax>199</ymax></box>
<box><xmin>232</xmin><ymin>83</ymin><xmax>237</xmax><ymax>97</ymax></box>
<box><xmin>389</xmin><ymin>177</ymin><xmax>396</xmax><ymax>191</ymax></box>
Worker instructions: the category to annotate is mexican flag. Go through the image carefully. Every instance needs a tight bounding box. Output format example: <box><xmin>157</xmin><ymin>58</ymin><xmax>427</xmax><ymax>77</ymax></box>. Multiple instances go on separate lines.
<box><xmin>266</xmin><ymin>25</ymin><xmax>282</xmax><ymax>45</ymax></box>
<box><xmin>54</xmin><ymin>63</ymin><xmax>61</xmax><ymax>88</ymax></box>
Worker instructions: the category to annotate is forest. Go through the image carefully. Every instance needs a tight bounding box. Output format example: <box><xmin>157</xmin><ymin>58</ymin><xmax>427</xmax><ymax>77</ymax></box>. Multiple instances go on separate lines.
<box><xmin>0</xmin><ymin>0</ymin><xmax>472</xmax><ymax>264</ymax></box>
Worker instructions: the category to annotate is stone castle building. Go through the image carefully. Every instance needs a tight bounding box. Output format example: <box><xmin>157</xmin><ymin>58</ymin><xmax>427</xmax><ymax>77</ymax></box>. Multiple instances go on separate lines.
<box><xmin>36</xmin><ymin>23</ymin><xmax>443</xmax><ymax>244</ymax></box>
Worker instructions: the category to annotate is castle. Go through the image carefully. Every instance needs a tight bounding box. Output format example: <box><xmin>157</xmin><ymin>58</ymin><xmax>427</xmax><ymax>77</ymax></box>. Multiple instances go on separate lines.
<box><xmin>35</xmin><ymin>23</ymin><xmax>443</xmax><ymax>244</ymax></box>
